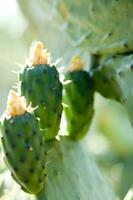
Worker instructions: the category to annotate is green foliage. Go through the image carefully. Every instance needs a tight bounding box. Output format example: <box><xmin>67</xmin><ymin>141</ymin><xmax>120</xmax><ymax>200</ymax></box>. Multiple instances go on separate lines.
<box><xmin>63</xmin><ymin>70</ymin><xmax>94</xmax><ymax>140</ymax></box>
<box><xmin>0</xmin><ymin>112</ymin><xmax>45</xmax><ymax>194</ymax></box>
<box><xmin>19</xmin><ymin>64</ymin><xmax>63</xmax><ymax>141</ymax></box>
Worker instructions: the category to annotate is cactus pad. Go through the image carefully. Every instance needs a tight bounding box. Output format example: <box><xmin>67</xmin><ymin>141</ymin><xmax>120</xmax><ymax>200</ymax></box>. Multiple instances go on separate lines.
<box><xmin>35</xmin><ymin>137</ymin><xmax>115</xmax><ymax>200</ymax></box>
<box><xmin>48</xmin><ymin>0</ymin><xmax>133</xmax><ymax>55</ymax></box>
<box><xmin>92</xmin><ymin>54</ymin><xmax>133</xmax><ymax>127</ymax></box>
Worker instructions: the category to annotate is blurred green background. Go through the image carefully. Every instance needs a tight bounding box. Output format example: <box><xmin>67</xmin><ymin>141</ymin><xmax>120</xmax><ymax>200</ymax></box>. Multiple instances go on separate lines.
<box><xmin>0</xmin><ymin>1</ymin><xmax>133</xmax><ymax>200</ymax></box>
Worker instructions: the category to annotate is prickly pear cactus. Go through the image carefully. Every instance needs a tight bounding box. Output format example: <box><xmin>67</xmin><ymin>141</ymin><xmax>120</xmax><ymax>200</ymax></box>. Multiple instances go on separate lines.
<box><xmin>63</xmin><ymin>56</ymin><xmax>94</xmax><ymax>140</ymax></box>
<box><xmin>92</xmin><ymin>54</ymin><xmax>133</xmax><ymax>127</ymax></box>
<box><xmin>46</xmin><ymin>0</ymin><xmax>133</xmax><ymax>54</ymax></box>
<box><xmin>0</xmin><ymin>42</ymin><xmax>116</xmax><ymax>200</ymax></box>
<box><xmin>0</xmin><ymin>91</ymin><xmax>45</xmax><ymax>194</ymax></box>
<box><xmin>19</xmin><ymin>42</ymin><xmax>62</xmax><ymax>140</ymax></box>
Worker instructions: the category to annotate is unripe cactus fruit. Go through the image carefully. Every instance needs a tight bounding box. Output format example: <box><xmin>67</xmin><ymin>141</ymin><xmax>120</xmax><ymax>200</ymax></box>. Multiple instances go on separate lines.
<box><xmin>0</xmin><ymin>91</ymin><xmax>45</xmax><ymax>194</ymax></box>
<box><xmin>63</xmin><ymin>56</ymin><xmax>94</xmax><ymax>140</ymax></box>
<box><xmin>19</xmin><ymin>42</ymin><xmax>63</xmax><ymax>140</ymax></box>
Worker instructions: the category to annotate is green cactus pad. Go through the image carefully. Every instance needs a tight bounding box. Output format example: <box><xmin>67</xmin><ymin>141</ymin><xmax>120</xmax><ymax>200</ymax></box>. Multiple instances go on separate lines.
<box><xmin>19</xmin><ymin>64</ymin><xmax>62</xmax><ymax>140</ymax></box>
<box><xmin>92</xmin><ymin>54</ymin><xmax>133</xmax><ymax>127</ymax></box>
<box><xmin>0</xmin><ymin>112</ymin><xmax>45</xmax><ymax>194</ymax></box>
<box><xmin>49</xmin><ymin>0</ymin><xmax>133</xmax><ymax>55</ymax></box>
<box><xmin>63</xmin><ymin>70</ymin><xmax>94</xmax><ymax>140</ymax></box>
<box><xmin>35</xmin><ymin>137</ymin><xmax>115</xmax><ymax>200</ymax></box>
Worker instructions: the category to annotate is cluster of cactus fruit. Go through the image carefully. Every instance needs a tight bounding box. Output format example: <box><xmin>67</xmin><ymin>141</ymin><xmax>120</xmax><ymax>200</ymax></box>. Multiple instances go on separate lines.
<box><xmin>0</xmin><ymin>42</ymin><xmax>95</xmax><ymax>196</ymax></box>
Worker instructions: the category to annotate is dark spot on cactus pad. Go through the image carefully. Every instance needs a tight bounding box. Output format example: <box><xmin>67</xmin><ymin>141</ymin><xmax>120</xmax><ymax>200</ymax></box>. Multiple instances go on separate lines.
<box><xmin>118</xmin><ymin>71</ymin><xmax>124</xmax><ymax>77</ymax></box>
<box><xmin>33</xmin><ymin>130</ymin><xmax>37</xmax><ymax>135</ymax></box>
<box><xmin>108</xmin><ymin>32</ymin><xmax>113</xmax><ymax>37</ymax></box>
<box><xmin>5</xmin><ymin>129</ymin><xmax>8</xmax><ymax>133</ymax></box>
<box><xmin>40</xmin><ymin>99</ymin><xmax>45</xmax><ymax>104</ymax></box>
<box><xmin>72</xmin><ymin>100</ymin><xmax>76</xmax><ymax>104</ymax></box>
<box><xmin>17</xmin><ymin>133</ymin><xmax>22</xmax><ymax>137</ymax></box>
<box><xmin>39</xmin><ymin>179</ymin><xmax>42</xmax><ymax>183</ymax></box>
<box><xmin>43</xmin><ymin>68</ymin><xmax>47</xmax><ymax>73</ymax></box>
<box><xmin>21</xmin><ymin>186</ymin><xmax>25</xmax><ymax>190</ymax></box>
<box><xmin>24</xmin><ymin>121</ymin><xmax>28</xmax><ymax>125</ymax></box>
<box><xmin>130</xmin><ymin>64</ymin><xmax>133</xmax><ymax>71</ymax></box>
<box><xmin>53</xmin><ymin>74</ymin><xmax>59</xmax><ymax>79</ymax></box>
<box><xmin>36</xmin><ymin>78</ymin><xmax>41</xmax><ymax>83</ymax></box>
<box><xmin>102</xmin><ymin>77</ymin><xmax>108</xmax><ymax>84</ymax></box>
<box><xmin>112</xmin><ymin>55</ymin><xmax>117</xmax><ymax>59</ymax></box>
<box><xmin>54</xmin><ymin>170</ymin><xmax>58</xmax><ymax>176</ymax></box>
<box><xmin>19</xmin><ymin>157</ymin><xmax>25</xmax><ymax>163</ymax></box>
<box><xmin>24</xmin><ymin>179</ymin><xmax>29</xmax><ymax>183</ymax></box>
<box><xmin>35</xmin><ymin>155</ymin><xmax>40</xmax><ymax>160</ymax></box>
<box><xmin>14</xmin><ymin>167</ymin><xmax>18</xmax><ymax>172</ymax></box>
<box><xmin>71</xmin><ymin>119</ymin><xmax>75</xmax><ymax>124</ymax></box>
<box><xmin>48</xmin><ymin>124</ymin><xmax>51</xmax><ymax>128</ymax></box>
<box><xmin>25</xmin><ymin>143</ymin><xmax>32</xmax><ymax>150</ymax></box>
<box><xmin>44</xmin><ymin>174</ymin><xmax>47</xmax><ymax>177</ymax></box>
<box><xmin>123</xmin><ymin>43</ymin><xmax>129</xmax><ymax>49</ymax></box>
<box><xmin>49</xmin><ymin>87</ymin><xmax>54</xmax><ymax>91</ymax></box>
<box><xmin>59</xmin><ymin>114</ymin><xmax>62</xmax><ymax>119</ymax></box>
<box><xmin>29</xmin><ymin>168</ymin><xmax>34</xmax><ymax>173</ymax></box>
<box><xmin>28</xmin><ymin>89</ymin><xmax>32</xmax><ymax>94</ymax></box>
<box><xmin>41</xmin><ymin>165</ymin><xmax>45</xmax><ymax>169</ymax></box>
<box><xmin>12</xmin><ymin>143</ymin><xmax>16</xmax><ymax>148</ymax></box>
<box><xmin>91</xmin><ymin>6</ymin><xmax>95</xmax><ymax>12</ymax></box>
<box><xmin>24</xmin><ymin>138</ymin><xmax>29</xmax><ymax>143</ymax></box>
<box><xmin>5</xmin><ymin>152</ymin><xmax>9</xmax><ymax>157</ymax></box>
<box><xmin>54</xmin><ymin>107</ymin><xmax>57</xmax><ymax>112</ymax></box>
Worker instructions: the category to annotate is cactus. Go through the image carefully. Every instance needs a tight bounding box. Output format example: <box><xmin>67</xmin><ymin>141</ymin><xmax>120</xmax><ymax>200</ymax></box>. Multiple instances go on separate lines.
<box><xmin>1</xmin><ymin>0</ymin><xmax>133</xmax><ymax>199</ymax></box>
<box><xmin>63</xmin><ymin>56</ymin><xmax>94</xmax><ymax>140</ymax></box>
<box><xmin>48</xmin><ymin>0</ymin><xmax>133</xmax><ymax>55</ymax></box>
<box><xmin>19</xmin><ymin>42</ymin><xmax>63</xmax><ymax>141</ymax></box>
<box><xmin>0</xmin><ymin>41</ymin><xmax>116</xmax><ymax>200</ymax></box>
<box><xmin>0</xmin><ymin>91</ymin><xmax>45</xmax><ymax>194</ymax></box>
<box><xmin>92</xmin><ymin>54</ymin><xmax>133</xmax><ymax>127</ymax></box>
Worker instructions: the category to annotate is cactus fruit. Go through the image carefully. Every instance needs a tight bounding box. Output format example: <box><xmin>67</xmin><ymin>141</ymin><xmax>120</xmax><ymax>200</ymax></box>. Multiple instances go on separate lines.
<box><xmin>0</xmin><ymin>91</ymin><xmax>45</xmax><ymax>194</ymax></box>
<box><xmin>63</xmin><ymin>56</ymin><xmax>94</xmax><ymax>140</ymax></box>
<box><xmin>92</xmin><ymin>54</ymin><xmax>133</xmax><ymax>127</ymax></box>
<box><xmin>19</xmin><ymin>42</ymin><xmax>63</xmax><ymax>140</ymax></box>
